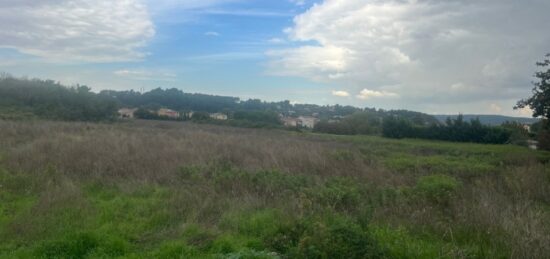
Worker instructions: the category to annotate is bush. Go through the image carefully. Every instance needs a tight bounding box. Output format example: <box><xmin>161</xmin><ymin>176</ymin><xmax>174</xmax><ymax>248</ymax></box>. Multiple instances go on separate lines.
<box><xmin>314</xmin><ymin>178</ymin><xmax>362</xmax><ymax>211</ymax></box>
<box><xmin>415</xmin><ymin>174</ymin><xmax>461</xmax><ymax>204</ymax></box>
<box><xmin>35</xmin><ymin>232</ymin><xmax>99</xmax><ymax>258</ymax></box>
<box><xmin>267</xmin><ymin>215</ymin><xmax>385</xmax><ymax>259</ymax></box>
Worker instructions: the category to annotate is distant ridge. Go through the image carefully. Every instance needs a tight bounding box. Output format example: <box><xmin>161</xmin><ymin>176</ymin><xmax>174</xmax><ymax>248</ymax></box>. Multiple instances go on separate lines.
<box><xmin>434</xmin><ymin>114</ymin><xmax>539</xmax><ymax>126</ymax></box>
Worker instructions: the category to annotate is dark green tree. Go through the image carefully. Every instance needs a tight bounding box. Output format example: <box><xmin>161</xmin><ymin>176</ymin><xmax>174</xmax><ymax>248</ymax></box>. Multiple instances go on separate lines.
<box><xmin>515</xmin><ymin>53</ymin><xmax>550</xmax><ymax>119</ymax></box>
<box><xmin>515</xmin><ymin>53</ymin><xmax>550</xmax><ymax>150</ymax></box>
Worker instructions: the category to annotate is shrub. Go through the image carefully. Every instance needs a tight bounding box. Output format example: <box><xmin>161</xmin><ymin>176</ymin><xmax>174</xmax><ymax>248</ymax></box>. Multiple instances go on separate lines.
<box><xmin>415</xmin><ymin>174</ymin><xmax>461</xmax><ymax>204</ymax></box>
<box><xmin>151</xmin><ymin>241</ymin><xmax>199</xmax><ymax>258</ymax></box>
<box><xmin>267</xmin><ymin>215</ymin><xmax>384</xmax><ymax>259</ymax></box>
<box><xmin>314</xmin><ymin>178</ymin><xmax>362</xmax><ymax>210</ymax></box>
<box><xmin>35</xmin><ymin>232</ymin><xmax>99</xmax><ymax>258</ymax></box>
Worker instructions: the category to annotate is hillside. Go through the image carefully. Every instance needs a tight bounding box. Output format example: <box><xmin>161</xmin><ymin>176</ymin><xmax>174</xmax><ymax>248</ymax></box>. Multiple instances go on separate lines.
<box><xmin>0</xmin><ymin>119</ymin><xmax>549</xmax><ymax>258</ymax></box>
<box><xmin>434</xmin><ymin>114</ymin><xmax>539</xmax><ymax>125</ymax></box>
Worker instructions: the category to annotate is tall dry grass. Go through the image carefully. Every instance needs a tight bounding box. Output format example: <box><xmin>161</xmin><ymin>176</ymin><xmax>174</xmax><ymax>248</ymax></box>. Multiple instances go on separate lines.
<box><xmin>1</xmin><ymin>119</ymin><xmax>549</xmax><ymax>258</ymax></box>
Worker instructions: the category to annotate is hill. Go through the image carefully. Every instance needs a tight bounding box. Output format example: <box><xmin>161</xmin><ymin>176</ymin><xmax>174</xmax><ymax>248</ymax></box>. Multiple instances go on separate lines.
<box><xmin>434</xmin><ymin>114</ymin><xmax>539</xmax><ymax>126</ymax></box>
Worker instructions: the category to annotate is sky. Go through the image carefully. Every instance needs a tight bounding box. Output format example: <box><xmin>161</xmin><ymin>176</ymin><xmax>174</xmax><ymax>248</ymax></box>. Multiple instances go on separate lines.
<box><xmin>1</xmin><ymin>0</ymin><xmax>549</xmax><ymax>117</ymax></box>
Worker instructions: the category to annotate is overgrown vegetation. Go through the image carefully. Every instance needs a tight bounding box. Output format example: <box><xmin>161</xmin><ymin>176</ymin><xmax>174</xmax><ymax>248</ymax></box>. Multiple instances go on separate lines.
<box><xmin>1</xmin><ymin>119</ymin><xmax>549</xmax><ymax>258</ymax></box>
<box><xmin>382</xmin><ymin>115</ymin><xmax>512</xmax><ymax>144</ymax></box>
<box><xmin>515</xmin><ymin>53</ymin><xmax>550</xmax><ymax>150</ymax></box>
<box><xmin>0</xmin><ymin>74</ymin><xmax>117</xmax><ymax>121</ymax></box>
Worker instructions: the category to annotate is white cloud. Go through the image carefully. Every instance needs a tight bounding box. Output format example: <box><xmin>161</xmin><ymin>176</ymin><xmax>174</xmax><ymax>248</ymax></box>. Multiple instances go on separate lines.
<box><xmin>356</xmin><ymin>89</ymin><xmax>398</xmax><ymax>100</ymax></box>
<box><xmin>331</xmin><ymin>90</ymin><xmax>350</xmax><ymax>97</ymax></box>
<box><xmin>187</xmin><ymin>52</ymin><xmax>263</xmax><ymax>62</ymax></box>
<box><xmin>514</xmin><ymin>106</ymin><xmax>533</xmax><ymax>117</ymax></box>
<box><xmin>490</xmin><ymin>103</ymin><xmax>502</xmax><ymax>113</ymax></box>
<box><xmin>268</xmin><ymin>0</ymin><xmax>550</xmax><ymax>106</ymax></box>
<box><xmin>266</xmin><ymin>45</ymin><xmax>353</xmax><ymax>81</ymax></box>
<box><xmin>205</xmin><ymin>31</ymin><xmax>221</xmax><ymax>37</ymax></box>
<box><xmin>0</xmin><ymin>0</ymin><xmax>155</xmax><ymax>62</ymax></box>
<box><xmin>268</xmin><ymin>38</ymin><xmax>286</xmax><ymax>44</ymax></box>
<box><xmin>114</xmin><ymin>69</ymin><xmax>176</xmax><ymax>81</ymax></box>
<box><xmin>290</xmin><ymin>0</ymin><xmax>306</xmax><ymax>6</ymax></box>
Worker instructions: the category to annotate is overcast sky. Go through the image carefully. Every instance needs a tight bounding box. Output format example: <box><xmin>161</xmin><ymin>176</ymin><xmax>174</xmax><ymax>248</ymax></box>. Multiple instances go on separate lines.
<box><xmin>1</xmin><ymin>0</ymin><xmax>549</xmax><ymax>116</ymax></box>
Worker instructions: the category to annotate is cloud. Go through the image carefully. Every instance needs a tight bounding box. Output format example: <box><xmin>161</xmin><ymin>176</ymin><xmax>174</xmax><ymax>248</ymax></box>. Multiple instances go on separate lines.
<box><xmin>490</xmin><ymin>103</ymin><xmax>502</xmax><ymax>113</ymax></box>
<box><xmin>268</xmin><ymin>0</ymin><xmax>550</xmax><ymax>107</ymax></box>
<box><xmin>205</xmin><ymin>31</ymin><xmax>221</xmax><ymax>37</ymax></box>
<box><xmin>199</xmin><ymin>9</ymin><xmax>293</xmax><ymax>17</ymax></box>
<box><xmin>290</xmin><ymin>0</ymin><xmax>306</xmax><ymax>6</ymax></box>
<box><xmin>331</xmin><ymin>90</ymin><xmax>350</xmax><ymax>97</ymax></box>
<box><xmin>0</xmin><ymin>0</ymin><xmax>155</xmax><ymax>63</ymax></box>
<box><xmin>268</xmin><ymin>38</ymin><xmax>286</xmax><ymax>44</ymax></box>
<box><xmin>356</xmin><ymin>89</ymin><xmax>398</xmax><ymax>100</ymax></box>
<box><xmin>114</xmin><ymin>69</ymin><xmax>176</xmax><ymax>81</ymax></box>
<box><xmin>266</xmin><ymin>45</ymin><xmax>352</xmax><ymax>81</ymax></box>
<box><xmin>187</xmin><ymin>52</ymin><xmax>263</xmax><ymax>62</ymax></box>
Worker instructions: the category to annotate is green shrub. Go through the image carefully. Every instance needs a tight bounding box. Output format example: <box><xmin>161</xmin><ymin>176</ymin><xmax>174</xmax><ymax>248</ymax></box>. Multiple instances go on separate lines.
<box><xmin>223</xmin><ymin>249</ymin><xmax>281</xmax><ymax>259</ymax></box>
<box><xmin>267</xmin><ymin>215</ymin><xmax>384</xmax><ymax>259</ymax></box>
<box><xmin>371</xmin><ymin>226</ymin><xmax>444</xmax><ymax>259</ymax></box>
<box><xmin>151</xmin><ymin>241</ymin><xmax>200</xmax><ymax>258</ymax></box>
<box><xmin>35</xmin><ymin>232</ymin><xmax>99</xmax><ymax>258</ymax></box>
<box><xmin>415</xmin><ymin>174</ymin><xmax>461</xmax><ymax>204</ymax></box>
<box><xmin>221</xmin><ymin>210</ymin><xmax>283</xmax><ymax>239</ymax></box>
<box><xmin>314</xmin><ymin>178</ymin><xmax>362</xmax><ymax>210</ymax></box>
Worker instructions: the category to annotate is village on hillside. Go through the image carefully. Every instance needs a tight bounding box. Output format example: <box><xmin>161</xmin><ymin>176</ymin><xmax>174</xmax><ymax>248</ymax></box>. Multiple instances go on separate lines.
<box><xmin>117</xmin><ymin>107</ymin><xmax>321</xmax><ymax>129</ymax></box>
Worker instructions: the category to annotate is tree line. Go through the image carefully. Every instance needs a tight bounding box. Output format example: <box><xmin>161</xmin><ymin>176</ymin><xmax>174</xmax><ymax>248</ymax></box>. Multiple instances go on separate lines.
<box><xmin>0</xmin><ymin>74</ymin><xmax>117</xmax><ymax>121</ymax></box>
<box><xmin>381</xmin><ymin>115</ymin><xmax>513</xmax><ymax>144</ymax></box>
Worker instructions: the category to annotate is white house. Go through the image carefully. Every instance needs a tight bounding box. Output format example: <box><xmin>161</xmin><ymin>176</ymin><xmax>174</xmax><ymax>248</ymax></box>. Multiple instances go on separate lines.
<box><xmin>298</xmin><ymin>116</ymin><xmax>318</xmax><ymax>129</ymax></box>
<box><xmin>210</xmin><ymin>113</ymin><xmax>228</xmax><ymax>120</ymax></box>
<box><xmin>118</xmin><ymin>108</ymin><xmax>137</xmax><ymax>119</ymax></box>
<box><xmin>281</xmin><ymin>117</ymin><xmax>300</xmax><ymax>127</ymax></box>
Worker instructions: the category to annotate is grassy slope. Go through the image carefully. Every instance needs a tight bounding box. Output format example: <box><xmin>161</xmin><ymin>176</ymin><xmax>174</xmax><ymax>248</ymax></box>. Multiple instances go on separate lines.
<box><xmin>0</xmin><ymin>120</ymin><xmax>549</xmax><ymax>258</ymax></box>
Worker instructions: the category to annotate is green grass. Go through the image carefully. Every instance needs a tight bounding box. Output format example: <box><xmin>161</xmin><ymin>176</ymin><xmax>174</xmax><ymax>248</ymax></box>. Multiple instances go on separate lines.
<box><xmin>1</xmin><ymin>121</ymin><xmax>549</xmax><ymax>258</ymax></box>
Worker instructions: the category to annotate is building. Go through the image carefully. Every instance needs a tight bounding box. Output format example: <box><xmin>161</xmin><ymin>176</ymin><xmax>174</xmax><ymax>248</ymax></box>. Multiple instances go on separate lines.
<box><xmin>298</xmin><ymin>116</ymin><xmax>319</xmax><ymax>129</ymax></box>
<box><xmin>210</xmin><ymin>113</ymin><xmax>228</xmax><ymax>120</ymax></box>
<box><xmin>281</xmin><ymin>117</ymin><xmax>300</xmax><ymax>127</ymax></box>
<box><xmin>281</xmin><ymin>116</ymin><xmax>319</xmax><ymax>128</ymax></box>
<box><xmin>118</xmin><ymin>108</ymin><xmax>137</xmax><ymax>119</ymax></box>
<box><xmin>158</xmin><ymin>108</ymin><xmax>180</xmax><ymax>119</ymax></box>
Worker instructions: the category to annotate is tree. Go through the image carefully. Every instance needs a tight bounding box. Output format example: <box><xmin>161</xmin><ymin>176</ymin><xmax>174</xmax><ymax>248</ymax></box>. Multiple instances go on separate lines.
<box><xmin>515</xmin><ymin>53</ymin><xmax>550</xmax><ymax>150</ymax></box>
<box><xmin>515</xmin><ymin>53</ymin><xmax>550</xmax><ymax>119</ymax></box>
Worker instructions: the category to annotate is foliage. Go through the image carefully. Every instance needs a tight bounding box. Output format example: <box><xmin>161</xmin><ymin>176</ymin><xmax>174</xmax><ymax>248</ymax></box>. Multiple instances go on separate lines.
<box><xmin>415</xmin><ymin>174</ymin><xmax>461</xmax><ymax>204</ymax></box>
<box><xmin>233</xmin><ymin>110</ymin><xmax>282</xmax><ymax>126</ymax></box>
<box><xmin>514</xmin><ymin>53</ymin><xmax>550</xmax><ymax>150</ymax></box>
<box><xmin>501</xmin><ymin>121</ymin><xmax>530</xmax><ymax>146</ymax></box>
<box><xmin>267</xmin><ymin>215</ymin><xmax>385</xmax><ymax>259</ymax></box>
<box><xmin>515</xmin><ymin>53</ymin><xmax>550</xmax><ymax>119</ymax></box>
<box><xmin>382</xmin><ymin>115</ymin><xmax>512</xmax><ymax>144</ymax></box>
<box><xmin>314</xmin><ymin>109</ymin><xmax>438</xmax><ymax>136</ymax></box>
<box><xmin>1</xmin><ymin>120</ymin><xmax>550</xmax><ymax>258</ymax></box>
<box><xmin>0</xmin><ymin>75</ymin><xmax>117</xmax><ymax>121</ymax></box>
<box><xmin>134</xmin><ymin>108</ymin><xmax>161</xmax><ymax>120</ymax></box>
<box><xmin>537</xmin><ymin>119</ymin><xmax>550</xmax><ymax>150</ymax></box>
<box><xmin>191</xmin><ymin>111</ymin><xmax>211</xmax><ymax>121</ymax></box>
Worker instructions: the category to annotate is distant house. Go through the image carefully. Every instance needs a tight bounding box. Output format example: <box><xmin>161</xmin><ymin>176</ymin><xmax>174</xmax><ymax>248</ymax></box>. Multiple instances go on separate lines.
<box><xmin>281</xmin><ymin>116</ymin><xmax>319</xmax><ymax>128</ymax></box>
<box><xmin>118</xmin><ymin>108</ymin><xmax>137</xmax><ymax>119</ymax></box>
<box><xmin>523</xmin><ymin>124</ymin><xmax>531</xmax><ymax>133</ymax></box>
<box><xmin>210</xmin><ymin>113</ymin><xmax>228</xmax><ymax>120</ymax></box>
<box><xmin>298</xmin><ymin>116</ymin><xmax>319</xmax><ymax>129</ymax></box>
<box><xmin>158</xmin><ymin>108</ymin><xmax>180</xmax><ymax>119</ymax></box>
<box><xmin>281</xmin><ymin>117</ymin><xmax>300</xmax><ymax>127</ymax></box>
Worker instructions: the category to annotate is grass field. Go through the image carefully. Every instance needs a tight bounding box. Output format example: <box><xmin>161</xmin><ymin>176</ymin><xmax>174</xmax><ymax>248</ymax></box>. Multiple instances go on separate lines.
<box><xmin>1</xmin><ymin>119</ymin><xmax>549</xmax><ymax>258</ymax></box>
